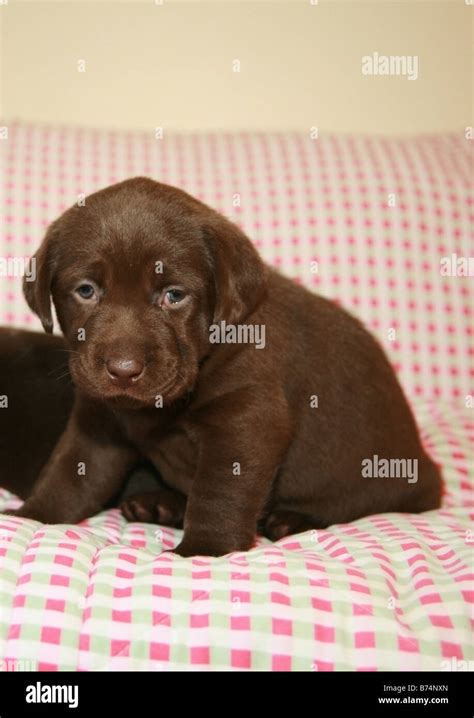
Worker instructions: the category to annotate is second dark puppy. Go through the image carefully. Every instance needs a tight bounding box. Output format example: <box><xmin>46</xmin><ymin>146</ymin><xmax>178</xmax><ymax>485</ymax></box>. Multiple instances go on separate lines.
<box><xmin>7</xmin><ymin>178</ymin><xmax>441</xmax><ymax>556</ymax></box>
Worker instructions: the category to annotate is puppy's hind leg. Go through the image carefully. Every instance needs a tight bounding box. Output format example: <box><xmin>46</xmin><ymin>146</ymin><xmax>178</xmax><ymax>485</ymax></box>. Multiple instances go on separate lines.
<box><xmin>121</xmin><ymin>487</ymin><xmax>187</xmax><ymax>528</ymax></box>
<box><xmin>262</xmin><ymin>509</ymin><xmax>326</xmax><ymax>541</ymax></box>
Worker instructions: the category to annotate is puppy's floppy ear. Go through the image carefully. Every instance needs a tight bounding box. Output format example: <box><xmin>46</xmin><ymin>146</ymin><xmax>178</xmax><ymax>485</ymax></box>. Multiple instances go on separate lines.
<box><xmin>203</xmin><ymin>214</ymin><xmax>267</xmax><ymax>325</ymax></box>
<box><xmin>23</xmin><ymin>219</ymin><xmax>60</xmax><ymax>334</ymax></box>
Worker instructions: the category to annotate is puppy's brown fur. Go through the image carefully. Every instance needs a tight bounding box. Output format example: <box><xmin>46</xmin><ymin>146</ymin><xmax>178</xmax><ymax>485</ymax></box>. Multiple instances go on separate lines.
<box><xmin>5</xmin><ymin>178</ymin><xmax>441</xmax><ymax>556</ymax></box>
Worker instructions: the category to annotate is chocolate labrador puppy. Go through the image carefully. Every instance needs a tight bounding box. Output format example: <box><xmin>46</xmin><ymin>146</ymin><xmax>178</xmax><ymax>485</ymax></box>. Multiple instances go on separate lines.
<box><xmin>4</xmin><ymin>177</ymin><xmax>441</xmax><ymax>556</ymax></box>
<box><xmin>0</xmin><ymin>328</ymin><xmax>73</xmax><ymax>499</ymax></box>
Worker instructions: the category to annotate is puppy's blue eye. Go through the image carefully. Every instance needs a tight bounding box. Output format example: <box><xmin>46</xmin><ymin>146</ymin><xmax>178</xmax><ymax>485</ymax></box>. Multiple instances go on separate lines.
<box><xmin>76</xmin><ymin>284</ymin><xmax>96</xmax><ymax>300</ymax></box>
<box><xmin>164</xmin><ymin>289</ymin><xmax>186</xmax><ymax>306</ymax></box>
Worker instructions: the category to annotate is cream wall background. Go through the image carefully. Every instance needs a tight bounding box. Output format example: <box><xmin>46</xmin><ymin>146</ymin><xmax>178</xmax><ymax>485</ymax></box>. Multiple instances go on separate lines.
<box><xmin>0</xmin><ymin>0</ymin><xmax>472</xmax><ymax>135</ymax></box>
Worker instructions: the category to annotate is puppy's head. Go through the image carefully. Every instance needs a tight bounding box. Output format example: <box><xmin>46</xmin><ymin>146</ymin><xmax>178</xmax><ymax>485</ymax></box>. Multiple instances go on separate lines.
<box><xmin>24</xmin><ymin>178</ymin><xmax>266</xmax><ymax>407</ymax></box>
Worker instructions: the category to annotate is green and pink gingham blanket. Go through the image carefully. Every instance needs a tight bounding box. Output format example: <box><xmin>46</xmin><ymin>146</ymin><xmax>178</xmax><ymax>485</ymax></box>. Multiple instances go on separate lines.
<box><xmin>0</xmin><ymin>124</ymin><xmax>472</xmax><ymax>670</ymax></box>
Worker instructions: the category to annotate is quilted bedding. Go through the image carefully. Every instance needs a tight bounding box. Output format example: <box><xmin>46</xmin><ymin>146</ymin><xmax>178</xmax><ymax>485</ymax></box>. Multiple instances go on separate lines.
<box><xmin>0</xmin><ymin>122</ymin><xmax>472</xmax><ymax>671</ymax></box>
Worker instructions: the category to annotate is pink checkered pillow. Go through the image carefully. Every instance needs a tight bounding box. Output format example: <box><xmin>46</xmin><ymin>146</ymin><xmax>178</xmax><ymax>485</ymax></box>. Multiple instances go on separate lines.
<box><xmin>1</xmin><ymin>123</ymin><xmax>472</xmax><ymax>401</ymax></box>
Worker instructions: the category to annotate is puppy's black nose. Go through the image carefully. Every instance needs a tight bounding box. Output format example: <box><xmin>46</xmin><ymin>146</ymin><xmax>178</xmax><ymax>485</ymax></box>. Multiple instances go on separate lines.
<box><xmin>106</xmin><ymin>358</ymin><xmax>144</xmax><ymax>385</ymax></box>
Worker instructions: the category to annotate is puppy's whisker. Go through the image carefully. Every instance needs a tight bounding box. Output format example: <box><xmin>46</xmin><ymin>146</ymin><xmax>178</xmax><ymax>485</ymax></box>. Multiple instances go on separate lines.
<box><xmin>53</xmin><ymin>370</ymin><xmax>72</xmax><ymax>382</ymax></box>
<box><xmin>47</xmin><ymin>363</ymin><xmax>70</xmax><ymax>379</ymax></box>
<box><xmin>57</xmin><ymin>349</ymin><xmax>81</xmax><ymax>358</ymax></box>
